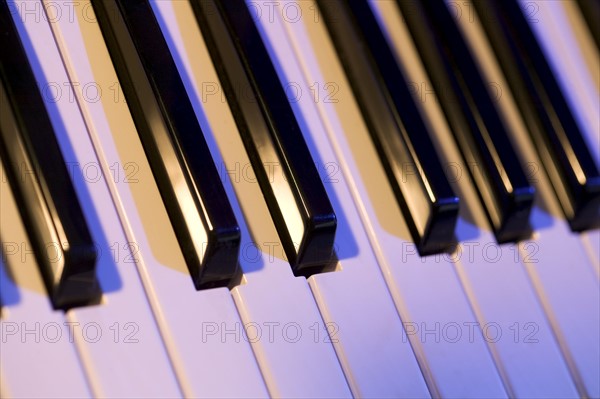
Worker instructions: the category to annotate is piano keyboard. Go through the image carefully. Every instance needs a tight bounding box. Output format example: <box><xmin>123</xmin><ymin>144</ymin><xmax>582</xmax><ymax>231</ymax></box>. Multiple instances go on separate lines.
<box><xmin>0</xmin><ymin>0</ymin><xmax>598</xmax><ymax>398</ymax></box>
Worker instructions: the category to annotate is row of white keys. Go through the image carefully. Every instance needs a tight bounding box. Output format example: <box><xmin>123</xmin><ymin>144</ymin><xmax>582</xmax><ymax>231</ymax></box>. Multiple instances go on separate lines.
<box><xmin>1</xmin><ymin>162</ymin><xmax>91</xmax><ymax>398</ymax></box>
<box><xmin>453</xmin><ymin>0</ymin><xmax>599</xmax><ymax>396</ymax></box>
<box><xmin>43</xmin><ymin>1</ymin><xmax>268</xmax><ymax>397</ymax></box>
<box><xmin>524</xmin><ymin>0</ymin><xmax>600</xmax><ymax>276</ymax></box>
<box><xmin>151</xmin><ymin>2</ymin><xmax>351</xmax><ymax>397</ymax></box>
<box><xmin>10</xmin><ymin>1</ymin><xmax>182</xmax><ymax>396</ymax></box>
<box><xmin>247</xmin><ymin>1</ymin><xmax>430</xmax><ymax>397</ymax></box>
<box><xmin>276</xmin><ymin>1</ymin><xmax>506</xmax><ymax>397</ymax></box>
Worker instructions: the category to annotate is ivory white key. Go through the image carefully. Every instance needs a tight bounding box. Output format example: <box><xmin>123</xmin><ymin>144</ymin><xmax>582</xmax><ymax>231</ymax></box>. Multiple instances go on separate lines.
<box><xmin>278</xmin><ymin>1</ymin><xmax>506</xmax><ymax>397</ymax></box>
<box><xmin>10</xmin><ymin>1</ymin><xmax>182</xmax><ymax>396</ymax></box>
<box><xmin>521</xmin><ymin>0</ymin><xmax>600</xmax><ymax>276</ymax></box>
<box><xmin>380</xmin><ymin>1</ymin><xmax>577</xmax><ymax>396</ymax></box>
<box><xmin>247</xmin><ymin>2</ymin><xmax>430</xmax><ymax>397</ymax></box>
<box><xmin>42</xmin><ymin>1</ymin><xmax>268</xmax><ymax>397</ymax></box>
<box><xmin>0</xmin><ymin>166</ymin><xmax>91</xmax><ymax>399</ymax></box>
<box><xmin>151</xmin><ymin>2</ymin><xmax>351</xmax><ymax>397</ymax></box>
<box><xmin>520</xmin><ymin>193</ymin><xmax>600</xmax><ymax>398</ymax></box>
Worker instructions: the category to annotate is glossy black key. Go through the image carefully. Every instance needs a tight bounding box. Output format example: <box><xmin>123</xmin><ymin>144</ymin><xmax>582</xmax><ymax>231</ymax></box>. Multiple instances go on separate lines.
<box><xmin>473</xmin><ymin>0</ymin><xmax>600</xmax><ymax>231</ymax></box>
<box><xmin>577</xmin><ymin>0</ymin><xmax>600</xmax><ymax>49</ymax></box>
<box><xmin>0</xmin><ymin>1</ymin><xmax>100</xmax><ymax>309</ymax></box>
<box><xmin>396</xmin><ymin>0</ymin><xmax>535</xmax><ymax>243</ymax></box>
<box><xmin>316</xmin><ymin>0</ymin><xmax>459</xmax><ymax>255</ymax></box>
<box><xmin>91</xmin><ymin>0</ymin><xmax>240</xmax><ymax>288</ymax></box>
<box><xmin>190</xmin><ymin>0</ymin><xmax>337</xmax><ymax>273</ymax></box>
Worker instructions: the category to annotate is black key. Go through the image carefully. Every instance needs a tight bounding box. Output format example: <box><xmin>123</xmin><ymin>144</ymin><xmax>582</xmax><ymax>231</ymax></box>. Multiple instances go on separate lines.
<box><xmin>577</xmin><ymin>0</ymin><xmax>600</xmax><ymax>49</ymax></box>
<box><xmin>190</xmin><ymin>0</ymin><xmax>337</xmax><ymax>273</ymax></box>
<box><xmin>473</xmin><ymin>0</ymin><xmax>600</xmax><ymax>231</ymax></box>
<box><xmin>91</xmin><ymin>0</ymin><xmax>240</xmax><ymax>288</ymax></box>
<box><xmin>0</xmin><ymin>1</ymin><xmax>100</xmax><ymax>309</ymax></box>
<box><xmin>316</xmin><ymin>0</ymin><xmax>459</xmax><ymax>255</ymax></box>
<box><xmin>396</xmin><ymin>0</ymin><xmax>535</xmax><ymax>243</ymax></box>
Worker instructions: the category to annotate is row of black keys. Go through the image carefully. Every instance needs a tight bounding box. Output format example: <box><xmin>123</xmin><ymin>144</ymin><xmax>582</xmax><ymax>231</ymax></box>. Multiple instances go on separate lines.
<box><xmin>0</xmin><ymin>0</ymin><xmax>598</xmax><ymax>310</ymax></box>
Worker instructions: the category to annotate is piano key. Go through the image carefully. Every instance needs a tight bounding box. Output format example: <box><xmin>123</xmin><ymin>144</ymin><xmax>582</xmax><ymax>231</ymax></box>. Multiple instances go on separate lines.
<box><xmin>0</xmin><ymin>0</ymin><xmax>100</xmax><ymax>310</ymax></box>
<box><xmin>471</xmin><ymin>0</ymin><xmax>600</xmax><ymax>233</ymax></box>
<box><xmin>249</xmin><ymin>2</ymin><xmax>430</xmax><ymax>396</ymax></box>
<box><xmin>190</xmin><ymin>0</ymin><xmax>337</xmax><ymax>274</ymax></box>
<box><xmin>521</xmin><ymin>201</ymin><xmax>600</xmax><ymax>398</ymax></box>
<box><xmin>1</xmin><ymin>160</ymin><xmax>92</xmax><ymax>398</ymax></box>
<box><xmin>90</xmin><ymin>0</ymin><xmax>240</xmax><ymax>289</ymax></box>
<box><xmin>154</xmin><ymin>2</ymin><xmax>352</xmax><ymax>396</ymax></box>
<box><xmin>396</xmin><ymin>0</ymin><xmax>535</xmax><ymax>244</ymax></box>
<box><xmin>315</xmin><ymin>0</ymin><xmax>459</xmax><ymax>255</ymax></box>
<box><xmin>44</xmin><ymin>0</ymin><xmax>268</xmax><ymax>396</ymax></box>
<box><xmin>577</xmin><ymin>0</ymin><xmax>600</xmax><ymax>49</ymax></box>
<box><xmin>280</xmin><ymin>1</ymin><xmax>506</xmax><ymax>396</ymax></box>
<box><xmin>15</xmin><ymin>1</ymin><xmax>183</xmax><ymax>395</ymax></box>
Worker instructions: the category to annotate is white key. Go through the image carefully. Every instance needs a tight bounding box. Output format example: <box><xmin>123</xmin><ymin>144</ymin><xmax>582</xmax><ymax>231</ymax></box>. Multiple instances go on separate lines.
<box><xmin>521</xmin><ymin>0</ymin><xmax>600</xmax><ymax>277</ymax></box>
<box><xmin>278</xmin><ymin>1</ymin><xmax>506</xmax><ymax>397</ymax></box>
<box><xmin>523</xmin><ymin>208</ymin><xmax>600</xmax><ymax>398</ymax></box>
<box><xmin>12</xmin><ymin>1</ymin><xmax>183</xmax><ymax>396</ymax></box>
<box><xmin>42</xmin><ymin>1</ymin><xmax>268</xmax><ymax>397</ymax></box>
<box><xmin>253</xmin><ymin>3</ymin><xmax>430</xmax><ymax>397</ymax></box>
<box><xmin>151</xmin><ymin>2</ymin><xmax>351</xmax><ymax>397</ymax></box>
<box><xmin>0</xmin><ymin>164</ymin><xmax>91</xmax><ymax>398</ymax></box>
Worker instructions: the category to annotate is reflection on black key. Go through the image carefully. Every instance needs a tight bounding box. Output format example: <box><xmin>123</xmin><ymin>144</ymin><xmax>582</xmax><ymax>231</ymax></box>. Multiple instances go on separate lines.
<box><xmin>0</xmin><ymin>1</ymin><xmax>100</xmax><ymax>309</ymax></box>
<box><xmin>91</xmin><ymin>0</ymin><xmax>240</xmax><ymax>288</ymax></box>
<box><xmin>577</xmin><ymin>0</ymin><xmax>600</xmax><ymax>49</ymax></box>
<box><xmin>190</xmin><ymin>0</ymin><xmax>337</xmax><ymax>273</ymax></box>
<box><xmin>316</xmin><ymin>0</ymin><xmax>459</xmax><ymax>255</ymax></box>
<box><xmin>473</xmin><ymin>0</ymin><xmax>600</xmax><ymax>231</ymax></box>
<box><xmin>396</xmin><ymin>0</ymin><xmax>535</xmax><ymax>243</ymax></box>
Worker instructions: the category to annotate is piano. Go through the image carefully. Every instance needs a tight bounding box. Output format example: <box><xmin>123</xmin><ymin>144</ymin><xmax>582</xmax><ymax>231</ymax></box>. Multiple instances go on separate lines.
<box><xmin>0</xmin><ymin>0</ymin><xmax>598</xmax><ymax>398</ymax></box>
